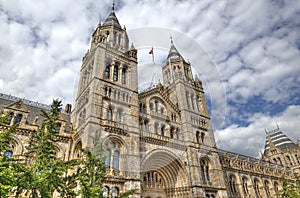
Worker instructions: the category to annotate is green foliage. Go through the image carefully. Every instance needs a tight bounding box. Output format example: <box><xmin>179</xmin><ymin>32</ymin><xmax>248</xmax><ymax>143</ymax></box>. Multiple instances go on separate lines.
<box><xmin>278</xmin><ymin>176</ymin><xmax>300</xmax><ymax>198</ymax></box>
<box><xmin>0</xmin><ymin>111</ymin><xmax>19</xmax><ymax>197</ymax></box>
<box><xmin>13</xmin><ymin>99</ymin><xmax>78</xmax><ymax>198</ymax></box>
<box><xmin>76</xmin><ymin>134</ymin><xmax>107</xmax><ymax>198</ymax></box>
<box><xmin>0</xmin><ymin>102</ymin><xmax>135</xmax><ymax>198</ymax></box>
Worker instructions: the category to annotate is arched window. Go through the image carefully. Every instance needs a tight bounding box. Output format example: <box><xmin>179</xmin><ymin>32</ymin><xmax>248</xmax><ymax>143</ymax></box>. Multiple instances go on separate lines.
<box><xmin>6</xmin><ymin>112</ymin><xmax>14</xmax><ymax>125</ymax></box>
<box><xmin>286</xmin><ymin>155</ymin><xmax>293</xmax><ymax>165</ymax></box>
<box><xmin>200</xmin><ymin>159</ymin><xmax>210</xmax><ymax>184</ymax></box>
<box><xmin>108</xmin><ymin>108</ymin><xmax>113</xmax><ymax>121</ymax></box>
<box><xmin>229</xmin><ymin>175</ymin><xmax>238</xmax><ymax>195</ymax></box>
<box><xmin>116</xmin><ymin>111</ymin><xmax>121</xmax><ymax>122</ymax></box>
<box><xmin>104</xmin><ymin>63</ymin><xmax>110</xmax><ymax>78</ymax></box>
<box><xmin>105</xmin><ymin>149</ymin><xmax>111</xmax><ymax>168</ymax></box>
<box><xmin>102</xmin><ymin>186</ymin><xmax>109</xmax><ymax>198</ymax></box>
<box><xmin>170</xmin><ymin>127</ymin><xmax>175</xmax><ymax>139</ymax></box>
<box><xmin>242</xmin><ymin>177</ymin><xmax>249</xmax><ymax>196</ymax></box>
<box><xmin>154</xmin><ymin>123</ymin><xmax>158</xmax><ymax>134</ymax></box>
<box><xmin>113</xmin><ymin>64</ymin><xmax>119</xmax><ymax>81</ymax></box>
<box><xmin>113</xmin><ymin>150</ymin><xmax>120</xmax><ymax>170</ymax></box>
<box><xmin>143</xmin><ymin>120</ymin><xmax>148</xmax><ymax>131</ymax></box>
<box><xmin>55</xmin><ymin>122</ymin><xmax>61</xmax><ymax>134</ymax></box>
<box><xmin>4</xmin><ymin>150</ymin><xmax>13</xmax><ymax>158</ymax></box>
<box><xmin>277</xmin><ymin>157</ymin><xmax>283</xmax><ymax>166</ymax></box>
<box><xmin>160</xmin><ymin>125</ymin><xmax>165</xmax><ymax>136</ymax></box>
<box><xmin>264</xmin><ymin>180</ymin><xmax>271</xmax><ymax>198</ymax></box>
<box><xmin>14</xmin><ymin>114</ymin><xmax>22</xmax><ymax>124</ymax></box>
<box><xmin>176</xmin><ymin>128</ymin><xmax>179</xmax><ymax>139</ymax></box>
<box><xmin>105</xmin><ymin>141</ymin><xmax>120</xmax><ymax>172</ymax></box>
<box><xmin>274</xmin><ymin>181</ymin><xmax>279</xmax><ymax>193</ymax></box>
<box><xmin>196</xmin><ymin>131</ymin><xmax>200</xmax><ymax>143</ymax></box>
<box><xmin>155</xmin><ymin>100</ymin><xmax>158</xmax><ymax>112</ymax></box>
<box><xmin>149</xmin><ymin>103</ymin><xmax>153</xmax><ymax>111</ymax></box>
<box><xmin>122</xmin><ymin>68</ymin><xmax>126</xmax><ymax>84</ymax></box>
<box><xmin>254</xmin><ymin>179</ymin><xmax>261</xmax><ymax>197</ymax></box>
<box><xmin>73</xmin><ymin>142</ymin><xmax>82</xmax><ymax>159</ymax></box>
<box><xmin>112</xmin><ymin>187</ymin><xmax>119</xmax><ymax>198</ymax></box>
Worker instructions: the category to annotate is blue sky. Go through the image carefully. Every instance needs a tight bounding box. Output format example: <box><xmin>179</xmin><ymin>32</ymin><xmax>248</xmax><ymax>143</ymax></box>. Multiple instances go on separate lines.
<box><xmin>0</xmin><ymin>0</ymin><xmax>299</xmax><ymax>157</ymax></box>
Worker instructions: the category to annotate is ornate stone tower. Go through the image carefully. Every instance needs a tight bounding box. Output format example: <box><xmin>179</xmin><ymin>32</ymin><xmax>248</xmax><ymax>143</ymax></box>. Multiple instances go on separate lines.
<box><xmin>138</xmin><ymin>39</ymin><xmax>227</xmax><ymax>198</ymax></box>
<box><xmin>71</xmin><ymin>4</ymin><xmax>141</xmax><ymax>196</ymax></box>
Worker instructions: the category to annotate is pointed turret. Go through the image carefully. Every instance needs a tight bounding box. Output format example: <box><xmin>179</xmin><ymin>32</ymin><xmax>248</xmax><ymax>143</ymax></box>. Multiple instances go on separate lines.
<box><xmin>102</xmin><ymin>2</ymin><xmax>122</xmax><ymax>28</ymax></box>
<box><xmin>167</xmin><ymin>37</ymin><xmax>184</xmax><ymax>62</ymax></box>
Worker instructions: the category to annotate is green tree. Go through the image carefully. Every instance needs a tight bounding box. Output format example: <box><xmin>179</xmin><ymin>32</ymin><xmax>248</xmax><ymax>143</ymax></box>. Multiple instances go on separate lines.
<box><xmin>13</xmin><ymin>99</ymin><xmax>78</xmax><ymax>198</ymax></box>
<box><xmin>279</xmin><ymin>176</ymin><xmax>300</xmax><ymax>198</ymax></box>
<box><xmin>0</xmin><ymin>112</ymin><xmax>18</xmax><ymax>197</ymax></box>
<box><xmin>76</xmin><ymin>134</ymin><xmax>107</xmax><ymax>198</ymax></box>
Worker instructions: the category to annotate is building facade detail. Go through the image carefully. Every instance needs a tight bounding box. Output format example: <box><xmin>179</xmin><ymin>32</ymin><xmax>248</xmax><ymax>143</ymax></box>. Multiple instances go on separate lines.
<box><xmin>0</xmin><ymin>5</ymin><xmax>299</xmax><ymax>198</ymax></box>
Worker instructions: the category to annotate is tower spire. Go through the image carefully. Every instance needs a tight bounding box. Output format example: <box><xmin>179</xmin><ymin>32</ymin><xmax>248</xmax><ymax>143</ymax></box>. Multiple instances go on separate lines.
<box><xmin>112</xmin><ymin>1</ymin><xmax>115</xmax><ymax>12</ymax></box>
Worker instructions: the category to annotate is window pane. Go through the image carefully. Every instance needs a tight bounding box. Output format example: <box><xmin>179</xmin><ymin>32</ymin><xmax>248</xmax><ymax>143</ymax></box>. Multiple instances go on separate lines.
<box><xmin>113</xmin><ymin>150</ymin><xmax>120</xmax><ymax>170</ymax></box>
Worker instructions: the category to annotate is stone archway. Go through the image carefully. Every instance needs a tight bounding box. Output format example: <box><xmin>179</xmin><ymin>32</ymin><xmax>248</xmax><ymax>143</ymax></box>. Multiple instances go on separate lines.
<box><xmin>141</xmin><ymin>150</ymin><xmax>190</xmax><ymax>198</ymax></box>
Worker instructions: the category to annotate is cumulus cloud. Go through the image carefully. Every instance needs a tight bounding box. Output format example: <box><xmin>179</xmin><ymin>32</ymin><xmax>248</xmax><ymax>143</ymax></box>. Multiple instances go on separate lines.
<box><xmin>215</xmin><ymin>105</ymin><xmax>300</xmax><ymax>158</ymax></box>
<box><xmin>0</xmin><ymin>0</ymin><xmax>299</xmax><ymax>157</ymax></box>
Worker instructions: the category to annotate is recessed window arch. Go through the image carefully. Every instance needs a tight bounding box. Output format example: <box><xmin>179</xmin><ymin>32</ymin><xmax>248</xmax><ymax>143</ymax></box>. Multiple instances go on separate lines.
<box><xmin>107</xmin><ymin>107</ymin><xmax>113</xmax><ymax>121</ymax></box>
<box><xmin>104</xmin><ymin>62</ymin><xmax>111</xmax><ymax>78</ymax></box>
<box><xmin>102</xmin><ymin>186</ymin><xmax>109</xmax><ymax>198</ymax></box>
<box><xmin>254</xmin><ymin>178</ymin><xmax>261</xmax><ymax>197</ymax></box>
<box><xmin>73</xmin><ymin>141</ymin><xmax>82</xmax><ymax>159</ymax></box>
<box><xmin>274</xmin><ymin>181</ymin><xmax>279</xmax><ymax>193</ymax></box>
<box><xmin>286</xmin><ymin>155</ymin><xmax>293</xmax><ymax>165</ymax></box>
<box><xmin>160</xmin><ymin>125</ymin><xmax>165</xmax><ymax>136</ymax></box>
<box><xmin>113</xmin><ymin>64</ymin><xmax>119</xmax><ymax>81</ymax></box>
<box><xmin>154</xmin><ymin>123</ymin><xmax>158</xmax><ymax>134</ymax></box>
<box><xmin>229</xmin><ymin>174</ymin><xmax>239</xmax><ymax>195</ymax></box>
<box><xmin>242</xmin><ymin>177</ymin><xmax>249</xmax><ymax>196</ymax></box>
<box><xmin>122</xmin><ymin>68</ymin><xmax>127</xmax><ymax>84</ymax></box>
<box><xmin>6</xmin><ymin>112</ymin><xmax>14</xmax><ymax>125</ymax></box>
<box><xmin>14</xmin><ymin>114</ymin><xmax>22</xmax><ymax>125</ymax></box>
<box><xmin>105</xmin><ymin>140</ymin><xmax>121</xmax><ymax>171</ymax></box>
<box><xmin>200</xmin><ymin>159</ymin><xmax>210</xmax><ymax>184</ymax></box>
<box><xmin>112</xmin><ymin>186</ymin><xmax>119</xmax><ymax>198</ymax></box>
<box><xmin>4</xmin><ymin>150</ymin><xmax>13</xmax><ymax>158</ymax></box>
<box><xmin>55</xmin><ymin>122</ymin><xmax>62</xmax><ymax>134</ymax></box>
<box><xmin>264</xmin><ymin>180</ymin><xmax>271</xmax><ymax>198</ymax></box>
<box><xmin>116</xmin><ymin>110</ymin><xmax>122</xmax><ymax>122</ymax></box>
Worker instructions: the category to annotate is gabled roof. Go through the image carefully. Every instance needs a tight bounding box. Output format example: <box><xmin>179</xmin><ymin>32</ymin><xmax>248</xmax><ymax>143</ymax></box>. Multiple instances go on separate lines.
<box><xmin>5</xmin><ymin>99</ymin><xmax>29</xmax><ymax>113</ymax></box>
<box><xmin>0</xmin><ymin>93</ymin><xmax>71</xmax><ymax>133</ymax></box>
<box><xmin>139</xmin><ymin>83</ymin><xmax>180</xmax><ymax>114</ymax></box>
<box><xmin>264</xmin><ymin>128</ymin><xmax>298</xmax><ymax>155</ymax></box>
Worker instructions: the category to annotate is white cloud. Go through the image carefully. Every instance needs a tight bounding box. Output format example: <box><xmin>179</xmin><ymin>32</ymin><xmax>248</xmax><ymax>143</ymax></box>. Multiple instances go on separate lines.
<box><xmin>215</xmin><ymin>105</ymin><xmax>300</xmax><ymax>157</ymax></box>
<box><xmin>0</xmin><ymin>0</ymin><xmax>299</xmax><ymax>157</ymax></box>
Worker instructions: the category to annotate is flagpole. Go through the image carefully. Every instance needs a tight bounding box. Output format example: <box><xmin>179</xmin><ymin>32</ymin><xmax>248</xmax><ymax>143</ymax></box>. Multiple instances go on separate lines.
<box><xmin>149</xmin><ymin>46</ymin><xmax>155</xmax><ymax>88</ymax></box>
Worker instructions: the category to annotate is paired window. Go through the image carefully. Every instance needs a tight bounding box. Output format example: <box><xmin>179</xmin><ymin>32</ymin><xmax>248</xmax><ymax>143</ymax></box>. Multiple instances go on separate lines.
<box><xmin>104</xmin><ymin>63</ymin><xmax>110</xmax><ymax>78</ymax></box>
<box><xmin>264</xmin><ymin>180</ymin><xmax>271</xmax><ymax>198</ymax></box>
<box><xmin>242</xmin><ymin>177</ymin><xmax>249</xmax><ymax>196</ymax></box>
<box><xmin>108</xmin><ymin>108</ymin><xmax>113</xmax><ymax>121</ymax></box>
<box><xmin>200</xmin><ymin>159</ymin><xmax>210</xmax><ymax>184</ymax></box>
<box><xmin>254</xmin><ymin>179</ymin><xmax>261</xmax><ymax>197</ymax></box>
<box><xmin>113</xmin><ymin>64</ymin><xmax>119</xmax><ymax>81</ymax></box>
<box><xmin>121</xmin><ymin>68</ymin><xmax>126</xmax><ymax>84</ymax></box>
<box><xmin>229</xmin><ymin>175</ymin><xmax>238</xmax><ymax>195</ymax></box>
<box><xmin>105</xmin><ymin>141</ymin><xmax>120</xmax><ymax>170</ymax></box>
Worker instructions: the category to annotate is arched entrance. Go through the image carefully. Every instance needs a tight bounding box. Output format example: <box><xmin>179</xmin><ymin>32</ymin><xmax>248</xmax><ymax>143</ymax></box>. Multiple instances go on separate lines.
<box><xmin>141</xmin><ymin>150</ymin><xmax>190</xmax><ymax>198</ymax></box>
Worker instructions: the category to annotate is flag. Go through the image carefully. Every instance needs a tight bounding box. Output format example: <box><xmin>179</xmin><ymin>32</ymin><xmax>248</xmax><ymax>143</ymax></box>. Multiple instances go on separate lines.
<box><xmin>149</xmin><ymin>48</ymin><xmax>153</xmax><ymax>54</ymax></box>
<box><xmin>149</xmin><ymin>47</ymin><xmax>154</xmax><ymax>63</ymax></box>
